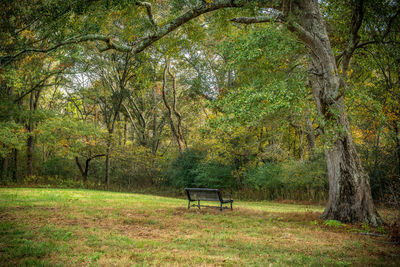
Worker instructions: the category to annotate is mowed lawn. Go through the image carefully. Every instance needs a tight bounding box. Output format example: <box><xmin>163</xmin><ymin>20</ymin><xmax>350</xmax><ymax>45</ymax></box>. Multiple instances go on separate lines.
<box><xmin>0</xmin><ymin>188</ymin><xmax>398</xmax><ymax>266</ymax></box>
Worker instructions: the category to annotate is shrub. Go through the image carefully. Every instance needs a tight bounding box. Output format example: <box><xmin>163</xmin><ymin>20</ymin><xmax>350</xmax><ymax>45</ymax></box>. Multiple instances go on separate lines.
<box><xmin>280</xmin><ymin>157</ymin><xmax>328</xmax><ymax>200</ymax></box>
<box><xmin>244</xmin><ymin>161</ymin><xmax>282</xmax><ymax>191</ymax></box>
<box><xmin>166</xmin><ymin>149</ymin><xmax>235</xmax><ymax>189</ymax></box>
<box><xmin>194</xmin><ymin>163</ymin><xmax>235</xmax><ymax>189</ymax></box>
<box><xmin>42</xmin><ymin>157</ymin><xmax>77</xmax><ymax>179</ymax></box>
<box><xmin>243</xmin><ymin>155</ymin><xmax>328</xmax><ymax>201</ymax></box>
<box><xmin>166</xmin><ymin>149</ymin><xmax>205</xmax><ymax>188</ymax></box>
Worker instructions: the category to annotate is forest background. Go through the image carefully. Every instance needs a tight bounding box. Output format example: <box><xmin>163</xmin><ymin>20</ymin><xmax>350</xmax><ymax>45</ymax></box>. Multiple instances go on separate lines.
<box><xmin>1</xmin><ymin>0</ymin><xmax>399</xmax><ymax>211</ymax></box>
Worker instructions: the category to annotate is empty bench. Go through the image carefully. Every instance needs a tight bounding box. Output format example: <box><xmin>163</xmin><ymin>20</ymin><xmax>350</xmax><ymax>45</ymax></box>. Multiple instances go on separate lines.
<box><xmin>184</xmin><ymin>188</ymin><xmax>233</xmax><ymax>211</ymax></box>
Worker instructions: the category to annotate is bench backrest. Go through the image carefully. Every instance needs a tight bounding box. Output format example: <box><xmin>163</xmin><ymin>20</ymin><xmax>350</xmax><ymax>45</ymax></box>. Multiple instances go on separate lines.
<box><xmin>185</xmin><ymin>188</ymin><xmax>222</xmax><ymax>202</ymax></box>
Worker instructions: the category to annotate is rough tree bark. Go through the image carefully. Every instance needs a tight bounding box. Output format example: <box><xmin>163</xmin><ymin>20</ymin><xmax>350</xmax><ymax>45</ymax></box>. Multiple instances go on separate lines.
<box><xmin>288</xmin><ymin>0</ymin><xmax>382</xmax><ymax>225</ymax></box>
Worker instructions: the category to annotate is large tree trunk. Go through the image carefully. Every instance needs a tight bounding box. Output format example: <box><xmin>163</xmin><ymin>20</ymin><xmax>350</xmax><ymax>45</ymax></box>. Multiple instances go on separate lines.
<box><xmin>321</xmin><ymin>100</ymin><xmax>381</xmax><ymax>225</ymax></box>
<box><xmin>292</xmin><ymin>0</ymin><xmax>383</xmax><ymax>225</ymax></box>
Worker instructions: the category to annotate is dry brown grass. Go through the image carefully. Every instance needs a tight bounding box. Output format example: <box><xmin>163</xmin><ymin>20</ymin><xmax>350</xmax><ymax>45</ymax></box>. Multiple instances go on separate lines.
<box><xmin>0</xmin><ymin>188</ymin><xmax>399</xmax><ymax>266</ymax></box>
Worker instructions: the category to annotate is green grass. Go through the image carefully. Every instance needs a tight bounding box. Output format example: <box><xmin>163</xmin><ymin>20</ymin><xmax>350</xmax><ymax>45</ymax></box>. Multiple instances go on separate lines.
<box><xmin>0</xmin><ymin>188</ymin><xmax>398</xmax><ymax>266</ymax></box>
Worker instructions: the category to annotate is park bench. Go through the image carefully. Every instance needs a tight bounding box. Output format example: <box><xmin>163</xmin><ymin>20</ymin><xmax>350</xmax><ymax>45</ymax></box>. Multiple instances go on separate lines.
<box><xmin>184</xmin><ymin>188</ymin><xmax>233</xmax><ymax>211</ymax></box>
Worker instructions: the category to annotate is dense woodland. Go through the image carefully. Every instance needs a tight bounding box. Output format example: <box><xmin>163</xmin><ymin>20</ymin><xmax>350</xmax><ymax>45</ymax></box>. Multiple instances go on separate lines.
<box><xmin>1</xmin><ymin>0</ymin><xmax>400</xmax><ymax>225</ymax></box>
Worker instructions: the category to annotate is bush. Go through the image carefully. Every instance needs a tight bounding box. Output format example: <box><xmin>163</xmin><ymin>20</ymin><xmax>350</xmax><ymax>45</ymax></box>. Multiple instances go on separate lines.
<box><xmin>243</xmin><ymin>155</ymin><xmax>328</xmax><ymax>201</ymax></box>
<box><xmin>42</xmin><ymin>157</ymin><xmax>77</xmax><ymax>179</ymax></box>
<box><xmin>20</xmin><ymin>175</ymin><xmax>86</xmax><ymax>188</ymax></box>
<box><xmin>244</xmin><ymin>161</ymin><xmax>282</xmax><ymax>191</ymax></box>
<box><xmin>280</xmin><ymin>158</ymin><xmax>328</xmax><ymax>200</ymax></box>
<box><xmin>194</xmin><ymin>163</ymin><xmax>234</xmax><ymax>189</ymax></box>
<box><xmin>166</xmin><ymin>149</ymin><xmax>235</xmax><ymax>189</ymax></box>
<box><xmin>166</xmin><ymin>149</ymin><xmax>205</xmax><ymax>188</ymax></box>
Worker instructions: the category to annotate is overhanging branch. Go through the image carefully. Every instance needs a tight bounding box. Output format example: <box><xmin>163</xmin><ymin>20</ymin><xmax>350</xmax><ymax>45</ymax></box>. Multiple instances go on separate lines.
<box><xmin>2</xmin><ymin>34</ymin><xmax>131</xmax><ymax>67</ymax></box>
<box><xmin>3</xmin><ymin>0</ymin><xmax>278</xmax><ymax>65</ymax></box>
<box><xmin>230</xmin><ymin>15</ymin><xmax>282</xmax><ymax>24</ymax></box>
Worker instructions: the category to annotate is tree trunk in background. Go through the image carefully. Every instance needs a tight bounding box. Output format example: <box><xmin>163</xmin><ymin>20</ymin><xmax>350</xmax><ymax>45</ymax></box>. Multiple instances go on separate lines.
<box><xmin>305</xmin><ymin>118</ymin><xmax>315</xmax><ymax>156</ymax></box>
<box><xmin>26</xmin><ymin>90</ymin><xmax>41</xmax><ymax>177</ymax></box>
<box><xmin>75</xmin><ymin>157</ymin><xmax>88</xmax><ymax>184</ymax></box>
<box><xmin>26</xmin><ymin>135</ymin><xmax>33</xmax><ymax>177</ymax></box>
<box><xmin>161</xmin><ymin>61</ymin><xmax>186</xmax><ymax>153</ymax></box>
<box><xmin>123</xmin><ymin>116</ymin><xmax>127</xmax><ymax>146</ymax></box>
<box><xmin>105</xmin><ymin>132</ymin><xmax>112</xmax><ymax>188</ymax></box>
<box><xmin>76</xmin><ymin>154</ymin><xmax>105</xmax><ymax>185</ymax></box>
<box><xmin>151</xmin><ymin>87</ymin><xmax>159</xmax><ymax>154</ymax></box>
<box><xmin>1</xmin><ymin>155</ymin><xmax>8</xmax><ymax>181</ymax></box>
<box><xmin>292</xmin><ymin>0</ymin><xmax>382</xmax><ymax>225</ymax></box>
<box><xmin>12</xmin><ymin>148</ymin><xmax>18</xmax><ymax>182</ymax></box>
<box><xmin>26</xmin><ymin>92</ymin><xmax>34</xmax><ymax>177</ymax></box>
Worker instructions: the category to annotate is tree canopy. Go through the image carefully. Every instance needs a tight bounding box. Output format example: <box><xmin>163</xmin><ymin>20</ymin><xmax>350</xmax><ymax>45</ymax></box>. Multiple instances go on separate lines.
<box><xmin>1</xmin><ymin>0</ymin><xmax>400</xmax><ymax>225</ymax></box>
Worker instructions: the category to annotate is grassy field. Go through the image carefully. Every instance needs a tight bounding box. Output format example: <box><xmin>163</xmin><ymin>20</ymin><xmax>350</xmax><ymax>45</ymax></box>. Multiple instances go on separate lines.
<box><xmin>0</xmin><ymin>188</ymin><xmax>398</xmax><ymax>266</ymax></box>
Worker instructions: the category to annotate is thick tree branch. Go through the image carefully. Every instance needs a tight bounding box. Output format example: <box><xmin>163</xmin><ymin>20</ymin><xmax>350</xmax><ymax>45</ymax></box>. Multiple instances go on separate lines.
<box><xmin>286</xmin><ymin>21</ymin><xmax>318</xmax><ymax>51</ymax></box>
<box><xmin>2</xmin><ymin>0</ymin><xmax>277</xmax><ymax>66</ymax></box>
<box><xmin>2</xmin><ymin>34</ymin><xmax>131</xmax><ymax>66</ymax></box>
<box><xmin>131</xmin><ymin>0</ymin><xmax>270</xmax><ymax>54</ymax></box>
<box><xmin>89</xmin><ymin>154</ymin><xmax>106</xmax><ymax>160</ymax></box>
<box><xmin>230</xmin><ymin>15</ymin><xmax>282</xmax><ymax>24</ymax></box>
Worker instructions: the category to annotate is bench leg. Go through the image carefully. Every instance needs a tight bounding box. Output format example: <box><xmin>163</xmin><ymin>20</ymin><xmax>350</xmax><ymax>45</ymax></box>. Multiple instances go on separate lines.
<box><xmin>230</xmin><ymin>202</ymin><xmax>233</xmax><ymax>210</ymax></box>
<box><xmin>220</xmin><ymin>203</ymin><xmax>223</xmax><ymax>212</ymax></box>
<box><xmin>198</xmin><ymin>200</ymin><xmax>200</xmax><ymax>209</ymax></box>
<box><xmin>188</xmin><ymin>200</ymin><xmax>190</xmax><ymax>209</ymax></box>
